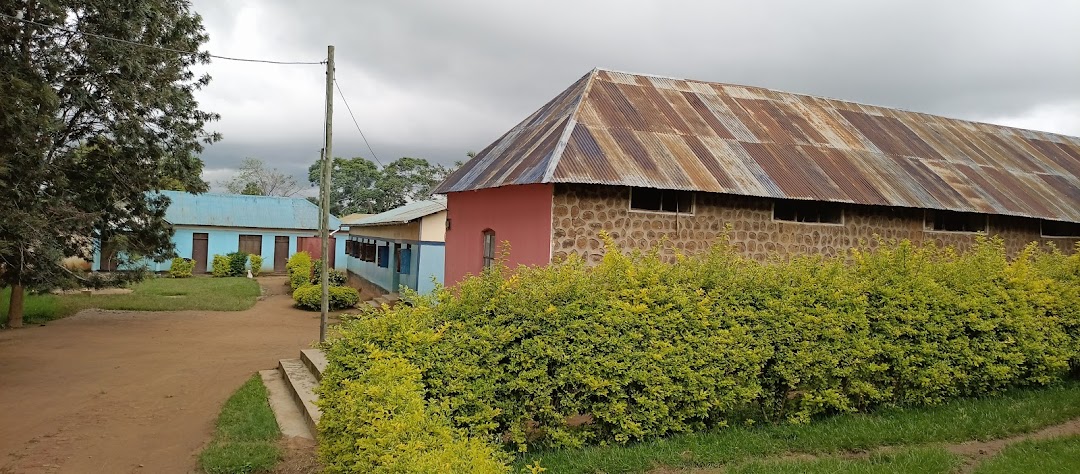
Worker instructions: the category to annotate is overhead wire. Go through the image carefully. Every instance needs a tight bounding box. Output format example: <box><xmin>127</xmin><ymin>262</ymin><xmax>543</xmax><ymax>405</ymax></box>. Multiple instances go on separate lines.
<box><xmin>0</xmin><ymin>12</ymin><xmax>326</xmax><ymax>65</ymax></box>
<box><xmin>333</xmin><ymin>79</ymin><xmax>383</xmax><ymax>167</ymax></box>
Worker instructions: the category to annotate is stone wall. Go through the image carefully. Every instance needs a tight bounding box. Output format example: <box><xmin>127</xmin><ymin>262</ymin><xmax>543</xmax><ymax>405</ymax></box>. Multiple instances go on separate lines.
<box><xmin>551</xmin><ymin>184</ymin><xmax>1077</xmax><ymax>264</ymax></box>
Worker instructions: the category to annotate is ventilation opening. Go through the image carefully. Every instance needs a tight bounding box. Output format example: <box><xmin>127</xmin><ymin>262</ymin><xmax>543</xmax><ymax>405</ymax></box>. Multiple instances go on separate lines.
<box><xmin>773</xmin><ymin>200</ymin><xmax>843</xmax><ymax>224</ymax></box>
<box><xmin>925</xmin><ymin>210</ymin><xmax>987</xmax><ymax>232</ymax></box>
<box><xmin>1042</xmin><ymin>220</ymin><xmax>1080</xmax><ymax>238</ymax></box>
<box><xmin>630</xmin><ymin>187</ymin><xmax>694</xmax><ymax>213</ymax></box>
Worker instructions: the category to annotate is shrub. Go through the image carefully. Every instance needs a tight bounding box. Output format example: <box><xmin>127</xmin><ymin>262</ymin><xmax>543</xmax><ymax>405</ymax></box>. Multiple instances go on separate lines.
<box><xmin>293</xmin><ymin>283</ymin><xmax>360</xmax><ymax>311</ymax></box>
<box><xmin>317</xmin><ymin>349</ymin><xmax>509</xmax><ymax>473</ymax></box>
<box><xmin>170</xmin><ymin>258</ymin><xmax>194</xmax><ymax>278</ymax></box>
<box><xmin>227</xmin><ymin>252</ymin><xmax>248</xmax><ymax>277</ymax></box>
<box><xmin>287</xmin><ymin>252</ymin><xmax>312</xmax><ymax>291</ymax></box>
<box><xmin>211</xmin><ymin>254</ymin><xmax>230</xmax><ymax>277</ymax></box>
<box><xmin>319</xmin><ymin>235</ymin><xmax>1080</xmax><ymax>456</ymax></box>
<box><xmin>311</xmin><ymin>259</ymin><xmax>348</xmax><ymax>286</ymax></box>
<box><xmin>249</xmin><ymin>255</ymin><xmax>263</xmax><ymax>277</ymax></box>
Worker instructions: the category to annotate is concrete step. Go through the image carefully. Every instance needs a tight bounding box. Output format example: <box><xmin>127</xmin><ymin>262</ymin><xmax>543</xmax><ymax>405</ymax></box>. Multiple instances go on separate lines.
<box><xmin>278</xmin><ymin>358</ymin><xmax>321</xmax><ymax>435</ymax></box>
<box><xmin>259</xmin><ymin>369</ymin><xmax>314</xmax><ymax>440</ymax></box>
<box><xmin>300</xmin><ymin>348</ymin><xmax>327</xmax><ymax>381</ymax></box>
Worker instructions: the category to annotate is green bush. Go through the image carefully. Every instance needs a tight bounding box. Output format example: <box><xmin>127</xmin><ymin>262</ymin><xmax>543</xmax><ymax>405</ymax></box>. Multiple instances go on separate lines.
<box><xmin>249</xmin><ymin>255</ymin><xmax>263</xmax><ymax>277</ymax></box>
<box><xmin>211</xmin><ymin>254</ymin><xmax>230</xmax><ymax>277</ymax></box>
<box><xmin>287</xmin><ymin>251</ymin><xmax>312</xmax><ymax>291</ymax></box>
<box><xmin>318</xmin><ymin>235</ymin><xmax>1080</xmax><ymax>457</ymax></box>
<box><xmin>312</xmin><ymin>259</ymin><xmax>347</xmax><ymax>286</ymax></box>
<box><xmin>317</xmin><ymin>349</ymin><xmax>510</xmax><ymax>473</ymax></box>
<box><xmin>293</xmin><ymin>283</ymin><xmax>360</xmax><ymax>311</ymax></box>
<box><xmin>170</xmin><ymin>258</ymin><xmax>194</xmax><ymax>278</ymax></box>
<box><xmin>227</xmin><ymin>252</ymin><xmax>248</xmax><ymax>277</ymax></box>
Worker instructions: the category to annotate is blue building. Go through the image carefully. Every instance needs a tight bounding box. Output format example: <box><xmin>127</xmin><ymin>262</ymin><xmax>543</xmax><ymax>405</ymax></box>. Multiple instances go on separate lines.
<box><xmin>342</xmin><ymin>199</ymin><xmax>446</xmax><ymax>295</ymax></box>
<box><xmin>95</xmin><ymin>191</ymin><xmax>346</xmax><ymax>274</ymax></box>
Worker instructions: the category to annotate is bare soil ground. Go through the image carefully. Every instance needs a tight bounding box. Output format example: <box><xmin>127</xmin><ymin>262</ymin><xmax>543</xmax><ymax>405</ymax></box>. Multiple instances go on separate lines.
<box><xmin>0</xmin><ymin>276</ymin><xmax>323</xmax><ymax>474</ymax></box>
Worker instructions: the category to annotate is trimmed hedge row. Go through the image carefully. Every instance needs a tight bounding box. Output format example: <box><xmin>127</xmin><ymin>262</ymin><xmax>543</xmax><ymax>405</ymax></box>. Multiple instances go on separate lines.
<box><xmin>286</xmin><ymin>251</ymin><xmax>312</xmax><ymax>291</ymax></box>
<box><xmin>319</xmin><ymin>236</ymin><xmax>1080</xmax><ymax>467</ymax></box>
<box><xmin>293</xmin><ymin>283</ymin><xmax>360</xmax><ymax>311</ymax></box>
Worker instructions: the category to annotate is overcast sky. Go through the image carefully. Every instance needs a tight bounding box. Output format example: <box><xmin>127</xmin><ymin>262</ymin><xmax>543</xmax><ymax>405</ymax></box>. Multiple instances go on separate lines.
<box><xmin>189</xmin><ymin>0</ymin><xmax>1080</xmax><ymax>191</ymax></box>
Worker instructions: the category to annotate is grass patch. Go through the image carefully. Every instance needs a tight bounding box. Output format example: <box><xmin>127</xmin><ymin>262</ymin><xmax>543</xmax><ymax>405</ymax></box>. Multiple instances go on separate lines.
<box><xmin>975</xmin><ymin>434</ymin><xmax>1080</xmax><ymax>474</ymax></box>
<box><xmin>516</xmin><ymin>382</ymin><xmax>1080</xmax><ymax>473</ymax></box>
<box><xmin>199</xmin><ymin>374</ymin><xmax>281</xmax><ymax>474</ymax></box>
<box><xmin>725</xmin><ymin>447</ymin><xmax>961</xmax><ymax>474</ymax></box>
<box><xmin>1</xmin><ymin>277</ymin><xmax>260</xmax><ymax>325</ymax></box>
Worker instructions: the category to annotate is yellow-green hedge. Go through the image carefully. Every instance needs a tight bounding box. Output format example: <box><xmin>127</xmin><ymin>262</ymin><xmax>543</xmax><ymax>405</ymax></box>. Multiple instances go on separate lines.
<box><xmin>293</xmin><ymin>283</ymin><xmax>359</xmax><ymax>311</ymax></box>
<box><xmin>319</xmin><ymin>235</ymin><xmax>1080</xmax><ymax>458</ymax></box>
<box><xmin>286</xmin><ymin>251</ymin><xmax>311</xmax><ymax>291</ymax></box>
<box><xmin>317</xmin><ymin>348</ymin><xmax>510</xmax><ymax>473</ymax></box>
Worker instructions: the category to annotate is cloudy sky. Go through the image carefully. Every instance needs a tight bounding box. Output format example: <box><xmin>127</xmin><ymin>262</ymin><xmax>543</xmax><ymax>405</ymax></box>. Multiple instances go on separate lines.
<box><xmin>189</xmin><ymin>0</ymin><xmax>1080</xmax><ymax>190</ymax></box>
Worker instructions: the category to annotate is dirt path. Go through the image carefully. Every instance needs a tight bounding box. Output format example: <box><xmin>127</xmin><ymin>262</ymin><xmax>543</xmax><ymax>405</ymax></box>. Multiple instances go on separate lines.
<box><xmin>0</xmin><ymin>276</ymin><xmax>322</xmax><ymax>474</ymax></box>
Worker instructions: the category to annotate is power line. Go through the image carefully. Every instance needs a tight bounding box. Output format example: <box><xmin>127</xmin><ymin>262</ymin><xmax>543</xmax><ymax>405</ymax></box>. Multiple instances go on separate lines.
<box><xmin>0</xmin><ymin>12</ymin><xmax>326</xmax><ymax>65</ymax></box>
<box><xmin>334</xmin><ymin>79</ymin><xmax>383</xmax><ymax>167</ymax></box>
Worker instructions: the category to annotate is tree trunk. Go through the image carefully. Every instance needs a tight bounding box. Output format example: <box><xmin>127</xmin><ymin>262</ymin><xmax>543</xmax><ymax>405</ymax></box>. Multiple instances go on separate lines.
<box><xmin>7</xmin><ymin>284</ymin><xmax>24</xmax><ymax>328</ymax></box>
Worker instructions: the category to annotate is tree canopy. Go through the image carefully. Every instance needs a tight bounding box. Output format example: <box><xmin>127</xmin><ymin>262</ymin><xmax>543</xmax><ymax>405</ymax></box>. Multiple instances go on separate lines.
<box><xmin>222</xmin><ymin>158</ymin><xmax>302</xmax><ymax>197</ymax></box>
<box><xmin>0</xmin><ymin>0</ymin><xmax>218</xmax><ymax>327</ymax></box>
<box><xmin>308</xmin><ymin>156</ymin><xmax>453</xmax><ymax>216</ymax></box>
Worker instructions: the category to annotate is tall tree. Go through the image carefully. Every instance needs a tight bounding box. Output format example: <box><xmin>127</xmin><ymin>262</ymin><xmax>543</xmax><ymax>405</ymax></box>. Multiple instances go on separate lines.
<box><xmin>308</xmin><ymin>156</ymin><xmax>453</xmax><ymax>216</ymax></box>
<box><xmin>0</xmin><ymin>0</ymin><xmax>218</xmax><ymax>327</ymax></box>
<box><xmin>222</xmin><ymin>158</ymin><xmax>301</xmax><ymax>197</ymax></box>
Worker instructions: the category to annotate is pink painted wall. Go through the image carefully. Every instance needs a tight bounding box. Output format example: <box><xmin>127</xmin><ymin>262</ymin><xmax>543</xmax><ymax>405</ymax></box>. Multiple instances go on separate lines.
<box><xmin>444</xmin><ymin>184</ymin><xmax>554</xmax><ymax>286</ymax></box>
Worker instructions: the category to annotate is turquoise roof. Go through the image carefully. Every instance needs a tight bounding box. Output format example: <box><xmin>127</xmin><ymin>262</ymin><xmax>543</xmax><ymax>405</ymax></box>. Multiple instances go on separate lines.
<box><xmin>158</xmin><ymin>191</ymin><xmax>340</xmax><ymax>230</ymax></box>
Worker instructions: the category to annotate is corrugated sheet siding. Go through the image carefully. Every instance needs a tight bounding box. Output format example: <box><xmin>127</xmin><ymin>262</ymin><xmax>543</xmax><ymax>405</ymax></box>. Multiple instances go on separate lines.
<box><xmin>435</xmin><ymin>68</ymin><xmax>1080</xmax><ymax>223</ymax></box>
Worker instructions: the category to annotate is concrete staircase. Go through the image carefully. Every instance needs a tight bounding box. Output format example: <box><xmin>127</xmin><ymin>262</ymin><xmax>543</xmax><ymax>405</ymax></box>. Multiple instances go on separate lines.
<box><xmin>365</xmin><ymin>292</ymin><xmax>400</xmax><ymax>309</ymax></box>
<box><xmin>260</xmin><ymin>348</ymin><xmax>327</xmax><ymax>440</ymax></box>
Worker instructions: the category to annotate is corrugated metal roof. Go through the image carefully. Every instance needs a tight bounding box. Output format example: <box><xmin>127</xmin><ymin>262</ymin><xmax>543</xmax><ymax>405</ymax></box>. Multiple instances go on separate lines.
<box><xmin>159</xmin><ymin>191</ymin><xmax>339</xmax><ymax>230</ymax></box>
<box><xmin>436</xmin><ymin>68</ymin><xmax>1080</xmax><ymax>224</ymax></box>
<box><xmin>346</xmin><ymin>199</ymin><xmax>447</xmax><ymax>227</ymax></box>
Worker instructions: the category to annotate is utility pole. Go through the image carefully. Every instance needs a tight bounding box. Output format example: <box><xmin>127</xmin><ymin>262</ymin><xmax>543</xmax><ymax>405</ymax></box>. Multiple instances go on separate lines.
<box><xmin>320</xmin><ymin>45</ymin><xmax>334</xmax><ymax>343</ymax></box>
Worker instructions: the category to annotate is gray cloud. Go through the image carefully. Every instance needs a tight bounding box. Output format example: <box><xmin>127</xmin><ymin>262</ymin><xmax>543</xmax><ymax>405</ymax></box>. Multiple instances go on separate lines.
<box><xmin>191</xmin><ymin>0</ymin><xmax>1080</xmax><ymax>179</ymax></box>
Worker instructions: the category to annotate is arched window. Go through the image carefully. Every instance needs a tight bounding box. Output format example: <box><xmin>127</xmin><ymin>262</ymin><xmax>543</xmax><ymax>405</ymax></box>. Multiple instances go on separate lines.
<box><xmin>482</xmin><ymin>229</ymin><xmax>496</xmax><ymax>269</ymax></box>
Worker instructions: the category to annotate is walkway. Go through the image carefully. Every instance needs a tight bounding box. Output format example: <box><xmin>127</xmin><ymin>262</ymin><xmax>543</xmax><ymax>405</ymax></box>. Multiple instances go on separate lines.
<box><xmin>0</xmin><ymin>277</ymin><xmax>320</xmax><ymax>474</ymax></box>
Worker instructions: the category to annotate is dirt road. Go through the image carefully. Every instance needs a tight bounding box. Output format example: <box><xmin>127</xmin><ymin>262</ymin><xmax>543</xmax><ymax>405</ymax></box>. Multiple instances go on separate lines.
<box><xmin>0</xmin><ymin>277</ymin><xmax>321</xmax><ymax>474</ymax></box>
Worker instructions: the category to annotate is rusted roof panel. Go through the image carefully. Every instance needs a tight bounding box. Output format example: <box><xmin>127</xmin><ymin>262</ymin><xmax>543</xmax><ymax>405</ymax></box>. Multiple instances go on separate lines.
<box><xmin>434</xmin><ymin>68</ymin><xmax>1080</xmax><ymax>223</ymax></box>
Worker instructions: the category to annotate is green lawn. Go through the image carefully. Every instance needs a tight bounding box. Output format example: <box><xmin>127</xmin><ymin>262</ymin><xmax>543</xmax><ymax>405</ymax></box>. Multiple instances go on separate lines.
<box><xmin>727</xmin><ymin>447</ymin><xmax>961</xmax><ymax>474</ymax></box>
<box><xmin>1</xmin><ymin>277</ymin><xmax>261</xmax><ymax>325</ymax></box>
<box><xmin>516</xmin><ymin>382</ymin><xmax>1080</xmax><ymax>473</ymax></box>
<box><xmin>199</xmin><ymin>374</ymin><xmax>282</xmax><ymax>474</ymax></box>
<box><xmin>975</xmin><ymin>434</ymin><xmax>1080</xmax><ymax>474</ymax></box>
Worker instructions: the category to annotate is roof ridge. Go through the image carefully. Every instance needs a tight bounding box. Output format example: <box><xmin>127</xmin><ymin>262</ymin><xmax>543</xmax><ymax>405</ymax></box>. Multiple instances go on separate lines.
<box><xmin>591</xmin><ymin>67</ymin><xmax>1077</xmax><ymax>140</ymax></box>
<box><xmin>540</xmin><ymin>68</ymin><xmax>601</xmax><ymax>183</ymax></box>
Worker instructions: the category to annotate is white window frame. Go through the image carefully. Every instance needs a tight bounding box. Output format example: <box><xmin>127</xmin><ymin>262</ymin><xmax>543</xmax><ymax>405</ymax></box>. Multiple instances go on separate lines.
<box><xmin>923</xmin><ymin>210</ymin><xmax>989</xmax><ymax>234</ymax></box>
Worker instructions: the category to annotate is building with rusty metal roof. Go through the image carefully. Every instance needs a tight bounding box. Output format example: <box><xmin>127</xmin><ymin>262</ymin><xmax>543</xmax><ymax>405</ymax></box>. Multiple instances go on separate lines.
<box><xmin>436</xmin><ymin>68</ymin><xmax>1080</xmax><ymax>285</ymax></box>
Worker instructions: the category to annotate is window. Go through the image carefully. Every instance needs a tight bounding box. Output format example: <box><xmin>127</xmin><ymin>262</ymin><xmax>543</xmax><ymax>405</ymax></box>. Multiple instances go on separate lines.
<box><xmin>377</xmin><ymin>244</ymin><xmax>390</xmax><ymax>268</ymax></box>
<box><xmin>1042</xmin><ymin>220</ymin><xmax>1080</xmax><ymax>238</ymax></box>
<box><xmin>630</xmin><ymin>187</ymin><xmax>694</xmax><ymax>213</ymax></box>
<box><xmin>396</xmin><ymin>245</ymin><xmax>412</xmax><ymax>274</ymax></box>
<box><xmin>345</xmin><ymin>240</ymin><xmax>356</xmax><ymax>257</ymax></box>
<box><xmin>773</xmin><ymin>200</ymin><xmax>843</xmax><ymax>224</ymax></box>
<box><xmin>238</xmin><ymin>234</ymin><xmax>262</xmax><ymax>255</ymax></box>
<box><xmin>359</xmin><ymin>242</ymin><xmax>377</xmax><ymax>262</ymax></box>
<box><xmin>482</xmin><ymin>230</ymin><xmax>496</xmax><ymax>269</ymax></box>
<box><xmin>925</xmin><ymin>210</ymin><xmax>987</xmax><ymax>233</ymax></box>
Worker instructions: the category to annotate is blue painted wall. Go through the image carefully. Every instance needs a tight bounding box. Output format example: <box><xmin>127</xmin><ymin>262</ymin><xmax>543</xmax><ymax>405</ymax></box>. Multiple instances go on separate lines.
<box><xmin>95</xmin><ymin>226</ymin><xmax>346</xmax><ymax>273</ymax></box>
<box><xmin>345</xmin><ymin>237</ymin><xmax>444</xmax><ymax>294</ymax></box>
<box><xmin>416</xmin><ymin>244</ymin><xmax>445</xmax><ymax>294</ymax></box>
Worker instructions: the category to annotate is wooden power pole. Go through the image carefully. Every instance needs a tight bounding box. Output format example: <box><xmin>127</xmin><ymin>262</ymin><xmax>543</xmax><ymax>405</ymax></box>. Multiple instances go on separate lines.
<box><xmin>320</xmin><ymin>45</ymin><xmax>335</xmax><ymax>342</ymax></box>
